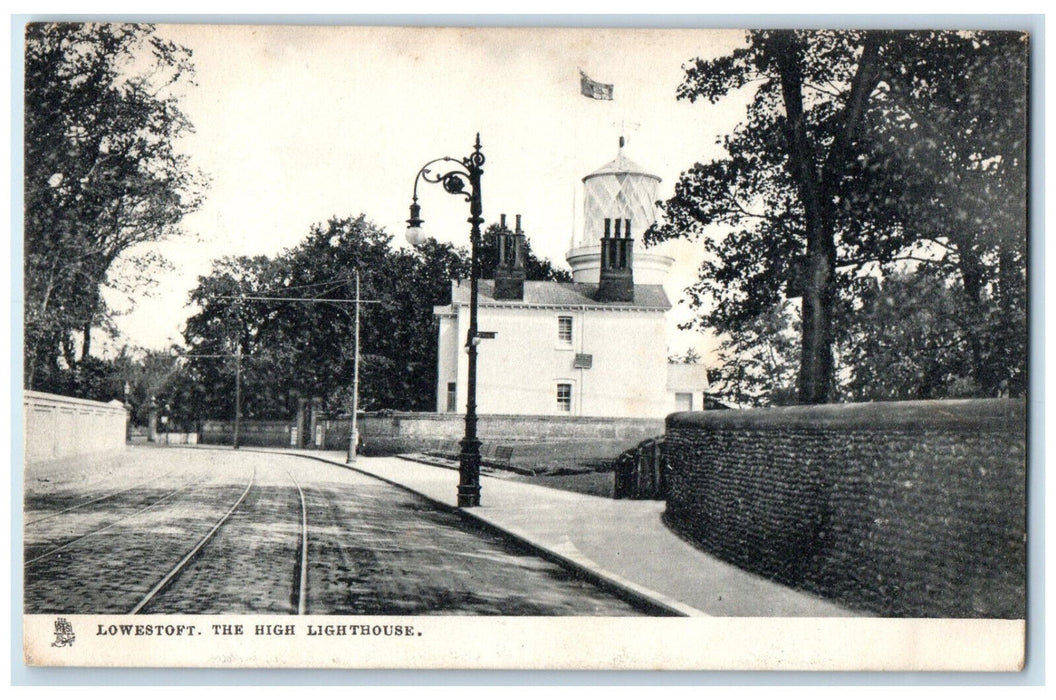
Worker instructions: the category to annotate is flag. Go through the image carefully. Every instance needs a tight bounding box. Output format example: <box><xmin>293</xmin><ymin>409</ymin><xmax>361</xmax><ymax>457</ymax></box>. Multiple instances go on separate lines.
<box><xmin>579</xmin><ymin>70</ymin><xmax>614</xmax><ymax>100</ymax></box>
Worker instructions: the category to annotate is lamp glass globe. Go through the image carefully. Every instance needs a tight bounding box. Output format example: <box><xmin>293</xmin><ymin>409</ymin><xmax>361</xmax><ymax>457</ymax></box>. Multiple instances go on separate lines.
<box><xmin>406</xmin><ymin>225</ymin><xmax>424</xmax><ymax>246</ymax></box>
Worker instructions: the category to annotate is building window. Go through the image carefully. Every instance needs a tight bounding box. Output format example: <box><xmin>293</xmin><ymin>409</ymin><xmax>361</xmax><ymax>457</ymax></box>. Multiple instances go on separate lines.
<box><xmin>556</xmin><ymin>383</ymin><xmax>573</xmax><ymax>412</ymax></box>
<box><xmin>558</xmin><ymin>316</ymin><xmax>573</xmax><ymax>345</ymax></box>
<box><xmin>446</xmin><ymin>382</ymin><xmax>457</xmax><ymax>412</ymax></box>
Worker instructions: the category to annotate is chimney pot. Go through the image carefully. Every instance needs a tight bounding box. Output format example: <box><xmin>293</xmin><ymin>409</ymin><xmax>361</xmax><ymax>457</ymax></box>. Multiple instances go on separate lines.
<box><xmin>596</xmin><ymin>236</ymin><xmax>634</xmax><ymax>302</ymax></box>
<box><xmin>493</xmin><ymin>214</ymin><xmax>526</xmax><ymax>301</ymax></box>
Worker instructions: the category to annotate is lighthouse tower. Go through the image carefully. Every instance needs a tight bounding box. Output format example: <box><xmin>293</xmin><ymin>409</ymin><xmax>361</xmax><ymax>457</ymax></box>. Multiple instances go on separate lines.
<box><xmin>566</xmin><ymin>139</ymin><xmax>674</xmax><ymax>285</ymax></box>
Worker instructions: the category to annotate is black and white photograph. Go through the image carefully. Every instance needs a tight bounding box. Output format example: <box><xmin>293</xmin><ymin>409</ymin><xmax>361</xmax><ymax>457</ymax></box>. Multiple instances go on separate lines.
<box><xmin>17</xmin><ymin>20</ymin><xmax>1030</xmax><ymax>671</ymax></box>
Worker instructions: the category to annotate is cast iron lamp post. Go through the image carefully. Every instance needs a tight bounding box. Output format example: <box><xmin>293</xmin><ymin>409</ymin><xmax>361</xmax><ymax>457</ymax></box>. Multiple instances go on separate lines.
<box><xmin>406</xmin><ymin>134</ymin><xmax>484</xmax><ymax>508</ymax></box>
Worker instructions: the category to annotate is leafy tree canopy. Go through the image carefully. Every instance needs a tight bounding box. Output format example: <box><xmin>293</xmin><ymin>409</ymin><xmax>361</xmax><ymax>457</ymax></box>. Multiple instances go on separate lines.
<box><xmin>648</xmin><ymin>30</ymin><xmax>1027</xmax><ymax>404</ymax></box>
<box><xmin>840</xmin><ymin>271</ymin><xmax>982</xmax><ymax>402</ymax></box>
<box><xmin>24</xmin><ymin>22</ymin><xmax>207</xmax><ymax>393</ymax></box>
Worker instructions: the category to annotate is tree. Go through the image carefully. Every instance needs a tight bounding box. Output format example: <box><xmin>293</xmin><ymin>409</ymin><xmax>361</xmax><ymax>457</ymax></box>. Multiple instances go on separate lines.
<box><xmin>24</xmin><ymin>23</ymin><xmax>206</xmax><ymax>391</ymax></box>
<box><xmin>859</xmin><ymin>33</ymin><xmax>1028</xmax><ymax>396</ymax></box>
<box><xmin>648</xmin><ymin>30</ymin><xmax>1027</xmax><ymax>403</ymax></box>
<box><xmin>115</xmin><ymin>345</ymin><xmax>203</xmax><ymax>430</ymax></box>
<box><xmin>268</xmin><ymin>216</ymin><xmax>471</xmax><ymax>413</ymax></box>
<box><xmin>708</xmin><ymin>302</ymin><xmax>800</xmax><ymax>407</ymax></box>
<box><xmin>838</xmin><ymin>271</ymin><xmax>978</xmax><ymax>401</ymax></box>
<box><xmin>648</xmin><ymin>30</ymin><xmax>890</xmax><ymax>404</ymax></box>
<box><xmin>668</xmin><ymin>347</ymin><xmax>702</xmax><ymax>365</ymax></box>
<box><xmin>182</xmin><ymin>216</ymin><xmax>470</xmax><ymax>416</ymax></box>
<box><xmin>183</xmin><ymin>255</ymin><xmax>293</xmax><ymax>420</ymax></box>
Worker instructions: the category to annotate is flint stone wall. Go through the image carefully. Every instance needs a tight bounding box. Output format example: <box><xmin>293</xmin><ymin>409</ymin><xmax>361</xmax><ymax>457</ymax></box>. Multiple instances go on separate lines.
<box><xmin>664</xmin><ymin>399</ymin><xmax>1026</xmax><ymax>618</ymax></box>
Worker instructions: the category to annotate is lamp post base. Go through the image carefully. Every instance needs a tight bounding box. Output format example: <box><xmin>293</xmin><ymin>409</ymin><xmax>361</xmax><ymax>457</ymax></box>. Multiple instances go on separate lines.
<box><xmin>457</xmin><ymin>487</ymin><xmax>481</xmax><ymax>508</ymax></box>
<box><xmin>458</xmin><ymin>436</ymin><xmax>482</xmax><ymax>507</ymax></box>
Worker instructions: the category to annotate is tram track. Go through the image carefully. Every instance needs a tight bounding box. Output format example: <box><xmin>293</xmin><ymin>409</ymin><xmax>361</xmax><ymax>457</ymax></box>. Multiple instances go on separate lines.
<box><xmin>24</xmin><ymin>448</ymin><xmax>646</xmax><ymax>616</ymax></box>
<box><xmin>24</xmin><ymin>468</ymin><xmax>182</xmax><ymax>527</ymax></box>
<box><xmin>130</xmin><ymin>467</ymin><xmax>257</xmax><ymax>614</ymax></box>
<box><xmin>288</xmin><ymin>469</ymin><xmax>309</xmax><ymax>615</ymax></box>
<box><xmin>130</xmin><ymin>466</ymin><xmax>311</xmax><ymax>615</ymax></box>
<box><xmin>24</xmin><ymin>477</ymin><xmax>205</xmax><ymax>566</ymax></box>
<box><xmin>23</xmin><ymin>465</ymin><xmax>264</xmax><ymax>614</ymax></box>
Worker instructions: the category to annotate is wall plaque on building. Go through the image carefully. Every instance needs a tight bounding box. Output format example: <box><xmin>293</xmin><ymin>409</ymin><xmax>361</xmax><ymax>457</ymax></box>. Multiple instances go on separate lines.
<box><xmin>573</xmin><ymin>353</ymin><xmax>593</xmax><ymax>369</ymax></box>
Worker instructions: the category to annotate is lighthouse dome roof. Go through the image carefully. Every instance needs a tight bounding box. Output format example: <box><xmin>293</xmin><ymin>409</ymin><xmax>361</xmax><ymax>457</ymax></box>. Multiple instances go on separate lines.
<box><xmin>582</xmin><ymin>151</ymin><xmax>661</xmax><ymax>183</ymax></box>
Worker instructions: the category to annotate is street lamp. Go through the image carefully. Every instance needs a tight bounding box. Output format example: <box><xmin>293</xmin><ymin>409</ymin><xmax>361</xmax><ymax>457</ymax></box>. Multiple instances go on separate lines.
<box><xmin>406</xmin><ymin>134</ymin><xmax>485</xmax><ymax>508</ymax></box>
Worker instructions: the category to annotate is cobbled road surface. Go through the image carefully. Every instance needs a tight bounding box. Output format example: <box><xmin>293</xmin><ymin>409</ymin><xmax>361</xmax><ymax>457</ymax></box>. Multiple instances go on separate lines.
<box><xmin>24</xmin><ymin>447</ymin><xmax>644</xmax><ymax>616</ymax></box>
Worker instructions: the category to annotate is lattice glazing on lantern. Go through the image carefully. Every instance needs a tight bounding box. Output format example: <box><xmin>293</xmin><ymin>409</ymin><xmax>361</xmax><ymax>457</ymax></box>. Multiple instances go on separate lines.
<box><xmin>576</xmin><ymin>154</ymin><xmax>661</xmax><ymax>249</ymax></box>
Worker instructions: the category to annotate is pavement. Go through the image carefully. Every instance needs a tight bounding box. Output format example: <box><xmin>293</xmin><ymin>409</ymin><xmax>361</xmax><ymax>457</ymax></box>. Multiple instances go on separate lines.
<box><xmin>249</xmin><ymin>447</ymin><xmax>859</xmax><ymax>618</ymax></box>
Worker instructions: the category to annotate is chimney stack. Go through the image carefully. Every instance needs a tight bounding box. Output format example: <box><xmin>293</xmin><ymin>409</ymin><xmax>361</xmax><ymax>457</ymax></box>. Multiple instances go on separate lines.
<box><xmin>493</xmin><ymin>213</ymin><xmax>526</xmax><ymax>300</ymax></box>
<box><xmin>596</xmin><ymin>217</ymin><xmax>634</xmax><ymax>302</ymax></box>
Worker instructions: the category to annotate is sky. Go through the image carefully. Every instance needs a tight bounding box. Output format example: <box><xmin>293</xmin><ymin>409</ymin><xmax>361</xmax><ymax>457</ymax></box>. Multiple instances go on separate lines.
<box><xmin>102</xmin><ymin>24</ymin><xmax>751</xmax><ymax>361</ymax></box>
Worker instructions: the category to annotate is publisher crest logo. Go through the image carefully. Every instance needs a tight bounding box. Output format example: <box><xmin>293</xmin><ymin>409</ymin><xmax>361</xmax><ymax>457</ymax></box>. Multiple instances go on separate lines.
<box><xmin>51</xmin><ymin>617</ymin><xmax>75</xmax><ymax>648</ymax></box>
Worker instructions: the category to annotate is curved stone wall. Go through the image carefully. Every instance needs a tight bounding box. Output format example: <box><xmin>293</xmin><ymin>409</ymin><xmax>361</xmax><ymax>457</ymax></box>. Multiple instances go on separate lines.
<box><xmin>664</xmin><ymin>399</ymin><xmax>1027</xmax><ymax>618</ymax></box>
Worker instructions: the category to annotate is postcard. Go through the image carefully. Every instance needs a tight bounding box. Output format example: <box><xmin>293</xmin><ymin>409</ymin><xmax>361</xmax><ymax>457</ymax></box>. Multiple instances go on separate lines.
<box><xmin>20</xmin><ymin>22</ymin><xmax>1030</xmax><ymax>671</ymax></box>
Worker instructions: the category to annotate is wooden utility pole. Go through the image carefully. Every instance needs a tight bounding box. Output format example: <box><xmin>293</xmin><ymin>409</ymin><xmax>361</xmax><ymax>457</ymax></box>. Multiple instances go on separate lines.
<box><xmin>348</xmin><ymin>271</ymin><xmax>361</xmax><ymax>464</ymax></box>
<box><xmin>218</xmin><ymin>282</ymin><xmax>377</xmax><ymax>459</ymax></box>
<box><xmin>233</xmin><ymin>342</ymin><xmax>242</xmax><ymax>449</ymax></box>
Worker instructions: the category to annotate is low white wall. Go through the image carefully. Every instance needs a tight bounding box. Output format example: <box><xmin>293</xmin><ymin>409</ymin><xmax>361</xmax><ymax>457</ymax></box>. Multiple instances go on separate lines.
<box><xmin>23</xmin><ymin>390</ymin><xmax>128</xmax><ymax>464</ymax></box>
<box><xmin>157</xmin><ymin>432</ymin><xmax>199</xmax><ymax>445</ymax></box>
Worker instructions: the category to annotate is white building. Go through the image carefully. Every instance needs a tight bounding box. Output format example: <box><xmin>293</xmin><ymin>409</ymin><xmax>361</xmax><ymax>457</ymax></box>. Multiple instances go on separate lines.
<box><xmin>433</xmin><ymin>143</ymin><xmax>709</xmax><ymax>418</ymax></box>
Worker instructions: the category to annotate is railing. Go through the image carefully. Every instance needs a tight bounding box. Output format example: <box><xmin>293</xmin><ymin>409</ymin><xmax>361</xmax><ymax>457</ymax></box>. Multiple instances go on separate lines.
<box><xmin>614</xmin><ymin>437</ymin><xmax>666</xmax><ymax>500</ymax></box>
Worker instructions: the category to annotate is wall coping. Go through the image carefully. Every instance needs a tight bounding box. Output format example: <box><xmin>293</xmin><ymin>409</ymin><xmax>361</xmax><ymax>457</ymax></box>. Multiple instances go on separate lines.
<box><xmin>23</xmin><ymin>390</ymin><xmax>128</xmax><ymax>413</ymax></box>
<box><xmin>201</xmin><ymin>420</ymin><xmax>291</xmax><ymax>428</ymax></box>
<box><xmin>361</xmin><ymin>412</ymin><xmax>663</xmax><ymax>426</ymax></box>
<box><xmin>666</xmin><ymin>398</ymin><xmax>1026</xmax><ymax>432</ymax></box>
<box><xmin>200</xmin><ymin>413</ymin><xmax>663</xmax><ymax>426</ymax></box>
<box><xmin>202</xmin><ymin>413</ymin><xmax>661</xmax><ymax>423</ymax></box>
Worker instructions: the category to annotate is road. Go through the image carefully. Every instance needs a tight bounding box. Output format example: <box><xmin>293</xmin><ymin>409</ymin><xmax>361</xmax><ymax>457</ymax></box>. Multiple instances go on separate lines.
<box><xmin>23</xmin><ymin>447</ymin><xmax>643</xmax><ymax>616</ymax></box>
